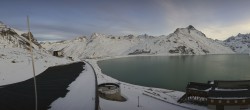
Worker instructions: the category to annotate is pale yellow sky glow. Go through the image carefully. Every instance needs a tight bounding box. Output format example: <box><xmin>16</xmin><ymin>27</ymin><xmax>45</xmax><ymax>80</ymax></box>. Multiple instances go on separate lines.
<box><xmin>159</xmin><ymin>0</ymin><xmax>250</xmax><ymax>40</ymax></box>
<box><xmin>201</xmin><ymin>20</ymin><xmax>250</xmax><ymax>40</ymax></box>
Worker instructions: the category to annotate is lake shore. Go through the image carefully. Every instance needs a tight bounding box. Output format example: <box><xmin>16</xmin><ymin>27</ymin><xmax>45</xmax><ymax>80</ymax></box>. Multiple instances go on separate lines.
<box><xmin>87</xmin><ymin>55</ymin><xmax>207</xmax><ymax>110</ymax></box>
<box><xmin>96</xmin><ymin>54</ymin><xmax>250</xmax><ymax>92</ymax></box>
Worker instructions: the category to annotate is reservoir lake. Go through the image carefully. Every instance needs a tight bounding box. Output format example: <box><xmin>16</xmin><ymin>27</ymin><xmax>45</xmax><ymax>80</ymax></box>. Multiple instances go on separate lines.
<box><xmin>98</xmin><ymin>55</ymin><xmax>250</xmax><ymax>91</ymax></box>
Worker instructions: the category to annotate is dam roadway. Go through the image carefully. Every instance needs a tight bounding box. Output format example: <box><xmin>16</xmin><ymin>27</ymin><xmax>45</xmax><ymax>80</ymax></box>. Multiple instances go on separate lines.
<box><xmin>0</xmin><ymin>61</ymin><xmax>98</xmax><ymax>110</ymax></box>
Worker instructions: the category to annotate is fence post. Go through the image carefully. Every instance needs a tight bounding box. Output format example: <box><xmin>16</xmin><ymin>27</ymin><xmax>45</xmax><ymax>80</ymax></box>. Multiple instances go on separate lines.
<box><xmin>138</xmin><ymin>96</ymin><xmax>139</xmax><ymax>107</ymax></box>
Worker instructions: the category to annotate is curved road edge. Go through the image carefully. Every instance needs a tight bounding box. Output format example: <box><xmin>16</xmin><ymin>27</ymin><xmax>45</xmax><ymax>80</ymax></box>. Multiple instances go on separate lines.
<box><xmin>84</xmin><ymin>61</ymin><xmax>99</xmax><ymax>110</ymax></box>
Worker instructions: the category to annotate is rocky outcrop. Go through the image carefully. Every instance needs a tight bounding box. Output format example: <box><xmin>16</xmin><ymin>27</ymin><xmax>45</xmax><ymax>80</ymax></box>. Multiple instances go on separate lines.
<box><xmin>169</xmin><ymin>46</ymin><xmax>195</xmax><ymax>54</ymax></box>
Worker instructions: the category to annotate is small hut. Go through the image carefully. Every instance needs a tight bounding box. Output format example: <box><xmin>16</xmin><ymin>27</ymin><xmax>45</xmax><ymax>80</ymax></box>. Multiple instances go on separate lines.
<box><xmin>53</xmin><ymin>51</ymin><xmax>63</xmax><ymax>57</ymax></box>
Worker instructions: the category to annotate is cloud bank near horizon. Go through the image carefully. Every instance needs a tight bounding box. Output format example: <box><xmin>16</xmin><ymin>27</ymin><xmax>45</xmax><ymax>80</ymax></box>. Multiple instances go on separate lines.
<box><xmin>1</xmin><ymin>0</ymin><xmax>250</xmax><ymax>41</ymax></box>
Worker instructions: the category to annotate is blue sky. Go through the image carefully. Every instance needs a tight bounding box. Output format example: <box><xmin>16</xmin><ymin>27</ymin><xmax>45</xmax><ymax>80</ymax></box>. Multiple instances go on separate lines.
<box><xmin>1</xmin><ymin>0</ymin><xmax>250</xmax><ymax>41</ymax></box>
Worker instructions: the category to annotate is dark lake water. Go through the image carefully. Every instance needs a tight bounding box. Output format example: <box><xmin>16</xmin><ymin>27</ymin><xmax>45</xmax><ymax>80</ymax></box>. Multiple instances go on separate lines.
<box><xmin>98</xmin><ymin>55</ymin><xmax>250</xmax><ymax>92</ymax></box>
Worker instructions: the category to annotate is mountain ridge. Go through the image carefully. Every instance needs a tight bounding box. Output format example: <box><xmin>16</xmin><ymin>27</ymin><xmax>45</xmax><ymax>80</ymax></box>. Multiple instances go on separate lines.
<box><xmin>0</xmin><ymin>21</ymin><xmax>42</xmax><ymax>50</ymax></box>
<box><xmin>41</xmin><ymin>25</ymin><xmax>234</xmax><ymax>59</ymax></box>
<box><xmin>224</xmin><ymin>33</ymin><xmax>250</xmax><ymax>54</ymax></box>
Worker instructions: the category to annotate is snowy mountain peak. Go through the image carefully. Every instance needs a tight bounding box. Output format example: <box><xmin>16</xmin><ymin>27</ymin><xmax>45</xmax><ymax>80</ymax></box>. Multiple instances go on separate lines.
<box><xmin>0</xmin><ymin>21</ymin><xmax>7</xmax><ymax>28</ymax></box>
<box><xmin>237</xmin><ymin>33</ymin><xmax>250</xmax><ymax>38</ymax></box>
<box><xmin>91</xmin><ymin>33</ymin><xmax>105</xmax><ymax>37</ymax></box>
<box><xmin>0</xmin><ymin>21</ymin><xmax>41</xmax><ymax>50</ymax></box>
<box><xmin>173</xmin><ymin>28</ymin><xmax>181</xmax><ymax>34</ymax></box>
<box><xmin>74</xmin><ymin>36</ymin><xmax>87</xmax><ymax>41</ymax></box>
<box><xmin>42</xmin><ymin>25</ymin><xmax>234</xmax><ymax>59</ymax></box>
<box><xmin>224</xmin><ymin>33</ymin><xmax>250</xmax><ymax>53</ymax></box>
<box><xmin>137</xmin><ymin>34</ymin><xmax>155</xmax><ymax>39</ymax></box>
<box><xmin>0</xmin><ymin>21</ymin><xmax>4</xmax><ymax>25</ymax></box>
<box><xmin>174</xmin><ymin>25</ymin><xmax>196</xmax><ymax>33</ymax></box>
<box><xmin>89</xmin><ymin>33</ymin><xmax>105</xmax><ymax>40</ymax></box>
<box><xmin>91</xmin><ymin>33</ymin><xmax>99</xmax><ymax>37</ymax></box>
<box><xmin>186</xmin><ymin>25</ymin><xmax>195</xmax><ymax>30</ymax></box>
<box><xmin>173</xmin><ymin>25</ymin><xmax>206</xmax><ymax>38</ymax></box>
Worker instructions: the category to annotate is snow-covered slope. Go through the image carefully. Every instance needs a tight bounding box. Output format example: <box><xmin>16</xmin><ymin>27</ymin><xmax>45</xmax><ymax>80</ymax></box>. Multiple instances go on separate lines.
<box><xmin>42</xmin><ymin>25</ymin><xmax>234</xmax><ymax>59</ymax></box>
<box><xmin>0</xmin><ymin>21</ymin><xmax>42</xmax><ymax>50</ymax></box>
<box><xmin>0</xmin><ymin>21</ymin><xmax>72</xmax><ymax>85</ymax></box>
<box><xmin>224</xmin><ymin>33</ymin><xmax>250</xmax><ymax>54</ymax></box>
<box><xmin>41</xmin><ymin>36</ymin><xmax>88</xmax><ymax>58</ymax></box>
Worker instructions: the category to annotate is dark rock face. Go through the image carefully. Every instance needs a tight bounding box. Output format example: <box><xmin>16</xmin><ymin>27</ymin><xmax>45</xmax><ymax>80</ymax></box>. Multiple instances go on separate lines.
<box><xmin>169</xmin><ymin>49</ymin><xmax>179</xmax><ymax>53</ymax></box>
<box><xmin>128</xmin><ymin>49</ymin><xmax>151</xmax><ymax>55</ymax></box>
<box><xmin>174</xmin><ymin>28</ymin><xmax>181</xmax><ymax>34</ymax></box>
<box><xmin>124</xmin><ymin>34</ymin><xmax>134</xmax><ymax>39</ymax></box>
<box><xmin>21</xmin><ymin>32</ymin><xmax>41</xmax><ymax>48</ymax></box>
<box><xmin>0</xmin><ymin>26</ymin><xmax>41</xmax><ymax>49</ymax></box>
<box><xmin>202</xmin><ymin>49</ymin><xmax>210</xmax><ymax>54</ymax></box>
<box><xmin>0</xmin><ymin>28</ymin><xmax>28</xmax><ymax>49</ymax></box>
<box><xmin>0</xmin><ymin>28</ymin><xmax>18</xmax><ymax>36</ymax></box>
<box><xmin>169</xmin><ymin>46</ymin><xmax>195</xmax><ymax>54</ymax></box>
<box><xmin>187</xmin><ymin>25</ymin><xmax>195</xmax><ymax>30</ymax></box>
<box><xmin>225</xmin><ymin>36</ymin><xmax>234</xmax><ymax>42</ymax></box>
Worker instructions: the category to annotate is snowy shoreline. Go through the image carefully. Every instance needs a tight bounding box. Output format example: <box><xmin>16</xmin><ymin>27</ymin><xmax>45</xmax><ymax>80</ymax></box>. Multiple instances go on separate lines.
<box><xmin>87</xmin><ymin>55</ymin><xmax>207</xmax><ymax>110</ymax></box>
<box><xmin>95</xmin><ymin>53</ymin><xmax>237</xmax><ymax>62</ymax></box>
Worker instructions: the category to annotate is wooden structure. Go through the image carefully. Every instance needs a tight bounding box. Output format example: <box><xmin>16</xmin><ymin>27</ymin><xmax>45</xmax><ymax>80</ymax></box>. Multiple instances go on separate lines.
<box><xmin>208</xmin><ymin>80</ymin><xmax>250</xmax><ymax>110</ymax></box>
<box><xmin>213</xmin><ymin>80</ymin><xmax>250</xmax><ymax>89</ymax></box>
<box><xmin>178</xmin><ymin>80</ymin><xmax>250</xmax><ymax>110</ymax></box>
<box><xmin>53</xmin><ymin>51</ymin><xmax>63</xmax><ymax>57</ymax></box>
<box><xmin>178</xmin><ymin>82</ymin><xmax>211</xmax><ymax>105</ymax></box>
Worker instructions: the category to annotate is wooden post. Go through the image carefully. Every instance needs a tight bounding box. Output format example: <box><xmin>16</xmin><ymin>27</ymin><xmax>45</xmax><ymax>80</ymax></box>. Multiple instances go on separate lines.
<box><xmin>27</xmin><ymin>16</ymin><xmax>38</xmax><ymax>110</ymax></box>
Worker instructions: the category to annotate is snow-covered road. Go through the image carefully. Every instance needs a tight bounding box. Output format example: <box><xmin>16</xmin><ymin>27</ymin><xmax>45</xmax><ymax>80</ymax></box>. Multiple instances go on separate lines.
<box><xmin>0</xmin><ymin>62</ymin><xmax>85</xmax><ymax>110</ymax></box>
<box><xmin>49</xmin><ymin>61</ymin><xmax>97</xmax><ymax>110</ymax></box>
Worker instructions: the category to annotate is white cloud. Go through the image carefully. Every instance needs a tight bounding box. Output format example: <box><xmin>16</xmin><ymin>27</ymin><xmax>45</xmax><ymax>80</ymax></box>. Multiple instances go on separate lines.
<box><xmin>35</xmin><ymin>33</ymin><xmax>68</xmax><ymax>41</ymax></box>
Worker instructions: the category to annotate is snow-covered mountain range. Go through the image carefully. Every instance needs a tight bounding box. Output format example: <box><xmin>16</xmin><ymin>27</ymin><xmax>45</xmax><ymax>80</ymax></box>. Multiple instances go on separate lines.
<box><xmin>0</xmin><ymin>21</ymin><xmax>71</xmax><ymax>85</ymax></box>
<box><xmin>41</xmin><ymin>25</ymin><xmax>234</xmax><ymax>59</ymax></box>
<box><xmin>224</xmin><ymin>33</ymin><xmax>250</xmax><ymax>54</ymax></box>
